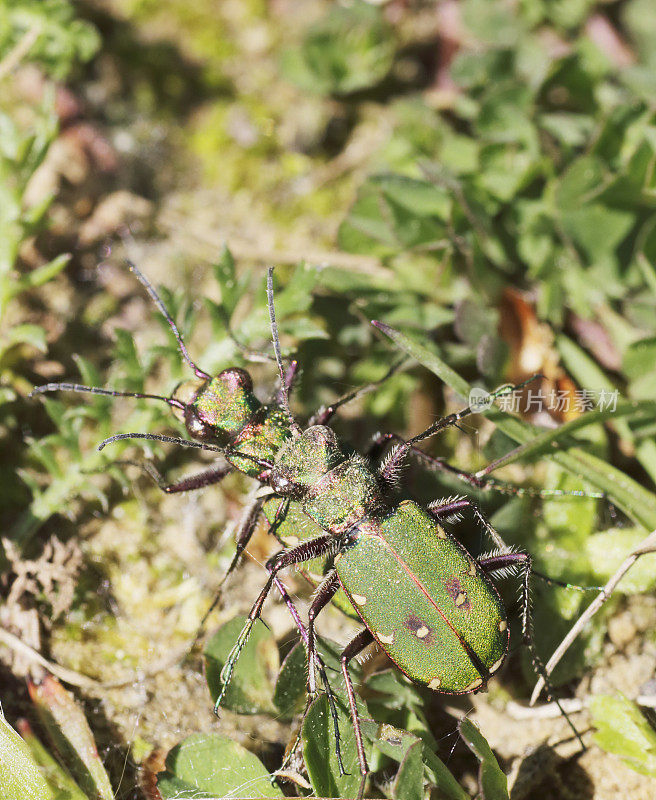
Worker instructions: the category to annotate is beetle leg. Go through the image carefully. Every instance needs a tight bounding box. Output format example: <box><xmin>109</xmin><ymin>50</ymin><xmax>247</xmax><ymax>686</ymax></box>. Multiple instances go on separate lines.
<box><xmin>308</xmin><ymin>358</ymin><xmax>408</xmax><ymax>426</ymax></box>
<box><xmin>270</xmin><ymin>570</ymin><xmax>346</xmax><ymax>778</ymax></box>
<box><xmin>479</xmin><ymin>552</ymin><xmax>586</xmax><ymax>750</ymax></box>
<box><xmin>341</xmin><ymin>628</ymin><xmax>374</xmax><ymax>800</ymax></box>
<box><xmin>370</xmin><ymin>432</ymin><xmax>606</xmax><ymax>503</ymax></box>
<box><xmin>189</xmin><ymin>494</ymin><xmax>269</xmax><ymax>653</ymax></box>
<box><xmin>427</xmin><ymin>496</ymin><xmax>509</xmax><ymax>552</ymax></box>
<box><xmin>371</xmin><ymin>432</ymin><xmax>491</xmax><ymax>489</ymax></box>
<box><xmin>307</xmin><ymin>571</ymin><xmax>340</xmax><ymax>697</ymax></box>
<box><xmin>119</xmin><ymin>459</ymin><xmax>233</xmax><ymax>494</ymax></box>
<box><xmin>375</xmin><ymin>385</ymin><xmax>504</xmax><ymax>481</ymax></box>
<box><xmin>215</xmin><ymin>533</ymin><xmax>335</xmax><ymax>712</ymax></box>
<box><xmin>303</xmin><ymin>570</ymin><xmax>346</xmax><ymax>774</ymax></box>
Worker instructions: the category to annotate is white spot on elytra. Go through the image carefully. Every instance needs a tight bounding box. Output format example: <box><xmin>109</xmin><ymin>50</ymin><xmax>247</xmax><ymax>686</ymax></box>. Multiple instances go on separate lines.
<box><xmin>428</xmin><ymin>677</ymin><xmax>442</xmax><ymax>689</ymax></box>
<box><xmin>352</xmin><ymin>593</ymin><xmax>367</xmax><ymax>606</ymax></box>
<box><xmin>490</xmin><ymin>656</ymin><xmax>505</xmax><ymax>673</ymax></box>
<box><xmin>378</xmin><ymin>632</ymin><xmax>394</xmax><ymax>645</ymax></box>
<box><xmin>498</xmin><ymin>620</ymin><xmax>507</xmax><ymax>632</ymax></box>
<box><xmin>465</xmin><ymin>677</ymin><xmax>483</xmax><ymax>691</ymax></box>
<box><xmin>416</xmin><ymin>625</ymin><xmax>429</xmax><ymax>639</ymax></box>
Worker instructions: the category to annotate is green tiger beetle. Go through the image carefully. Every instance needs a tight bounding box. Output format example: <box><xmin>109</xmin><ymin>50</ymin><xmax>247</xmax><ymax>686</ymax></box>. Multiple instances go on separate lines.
<box><xmin>32</xmin><ymin>264</ymin><xmax>602</xmax><ymax>798</ymax></box>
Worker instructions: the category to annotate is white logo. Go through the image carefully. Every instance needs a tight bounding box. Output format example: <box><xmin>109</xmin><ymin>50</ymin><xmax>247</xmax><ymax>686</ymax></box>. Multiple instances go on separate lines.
<box><xmin>468</xmin><ymin>387</ymin><xmax>493</xmax><ymax>412</ymax></box>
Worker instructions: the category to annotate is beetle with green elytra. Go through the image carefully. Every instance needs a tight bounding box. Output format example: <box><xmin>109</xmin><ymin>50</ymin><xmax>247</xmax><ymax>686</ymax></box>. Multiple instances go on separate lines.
<box><xmin>207</xmin><ymin>270</ymin><xmax>597</xmax><ymax>800</ymax></box>
<box><xmin>30</xmin><ymin>261</ymin><xmax>587</xmax><ymax>624</ymax></box>
<box><xmin>32</xmin><ymin>262</ymin><xmax>598</xmax><ymax>797</ymax></box>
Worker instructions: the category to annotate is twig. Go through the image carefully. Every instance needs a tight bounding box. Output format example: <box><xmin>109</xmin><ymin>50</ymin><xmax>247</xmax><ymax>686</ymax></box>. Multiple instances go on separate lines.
<box><xmin>0</xmin><ymin>23</ymin><xmax>42</xmax><ymax>81</ymax></box>
<box><xmin>530</xmin><ymin>528</ymin><xmax>656</xmax><ymax>705</ymax></box>
<box><xmin>511</xmin><ymin>693</ymin><xmax>656</xmax><ymax>720</ymax></box>
<box><xmin>0</xmin><ymin>626</ymin><xmax>185</xmax><ymax>690</ymax></box>
<box><xmin>0</xmin><ymin>627</ymin><xmax>102</xmax><ymax>689</ymax></box>
<box><xmin>636</xmin><ymin>694</ymin><xmax>656</xmax><ymax>709</ymax></box>
<box><xmin>507</xmin><ymin>698</ymin><xmax>584</xmax><ymax>720</ymax></box>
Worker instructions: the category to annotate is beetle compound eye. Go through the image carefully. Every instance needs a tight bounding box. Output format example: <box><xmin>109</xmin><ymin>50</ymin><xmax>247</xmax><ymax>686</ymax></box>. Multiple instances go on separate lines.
<box><xmin>220</xmin><ymin>367</ymin><xmax>253</xmax><ymax>393</ymax></box>
<box><xmin>184</xmin><ymin>405</ymin><xmax>228</xmax><ymax>444</ymax></box>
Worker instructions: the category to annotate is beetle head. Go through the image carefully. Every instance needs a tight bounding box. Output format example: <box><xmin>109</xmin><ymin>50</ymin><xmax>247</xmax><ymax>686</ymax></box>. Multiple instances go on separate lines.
<box><xmin>172</xmin><ymin>367</ymin><xmax>261</xmax><ymax>445</ymax></box>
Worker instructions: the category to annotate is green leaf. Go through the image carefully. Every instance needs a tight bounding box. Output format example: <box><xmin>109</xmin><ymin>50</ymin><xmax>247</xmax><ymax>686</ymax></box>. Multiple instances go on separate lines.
<box><xmin>204</xmin><ymin>617</ymin><xmax>279</xmax><ymax>715</ymax></box>
<box><xmin>273</xmin><ymin>641</ymin><xmax>307</xmax><ymax>720</ymax></box>
<box><xmin>157</xmin><ymin>733</ymin><xmax>284</xmax><ymax>798</ymax></box>
<box><xmin>268</xmin><ymin>263</ymin><xmax>318</xmax><ymax>317</ymax></box>
<box><xmin>561</xmin><ymin>205</ymin><xmax>634</xmax><ymax>263</ymax></box>
<box><xmin>19</xmin><ymin>254</ymin><xmax>70</xmax><ymax>290</ymax></box>
<box><xmin>6</xmin><ymin>324</ymin><xmax>47</xmax><ymax>352</ymax></box>
<box><xmin>458</xmin><ymin>719</ymin><xmax>509</xmax><ymax>800</ymax></box>
<box><xmin>392</xmin><ymin>736</ymin><xmax>423</xmax><ymax>800</ymax></box>
<box><xmin>477</xmin><ymin>144</ymin><xmax>538</xmax><ymax>202</ymax></box>
<box><xmin>587</xmin><ymin>527</ymin><xmax>656</xmax><ymax>593</ymax></box>
<box><xmin>384</xmin><ymin>195</ymin><xmax>447</xmax><ymax>249</ymax></box>
<box><xmin>0</xmin><ymin>4</ymin><xmax>100</xmax><ymax>80</ymax></box>
<box><xmin>12</xmin><ymin>719</ymin><xmax>87</xmax><ymax>800</ymax></box>
<box><xmin>374</xmin><ymin>725</ymin><xmax>425</xmax><ymax>800</ymax></box>
<box><xmin>212</xmin><ymin>246</ymin><xmax>249</xmax><ymax>319</ymax></box>
<box><xmin>377</xmin><ymin>175</ymin><xmax>451</xmax><ymax>219</ymax></box>
<box><xmin>302</xmin><ymin>694</ymin><xmax>364</xmax><ymax>799</ymax></box>
<box><xmin>281</xmin><ymin>0</ymin><xmax>395</xmax><ymax>96</ymax></box>
<box><xmin>338</xmin><ymin>184</ymin><xmax>399</xmax><ymax>256</ymax></box>
<box><xmin>624</xmin><ymin>337</ymin><xmax>656</xmax><ymax>382</ymax></box>
<box><xmin>555</xmin><ymin>156</ymin><xmax>607</xmax><ymax>210</ymax></box>
<box><xmin>28</xmin><ymin>676</ymin><xmax>114</xmax><ymax>800</ymax></box>
<box><xmin>422</xmin><ymin>748</ymin><xmax>471</xmax><ymax>800</ymax></box>
<box><xmin>474</xmin><ymin>400</ymin><xmax>656</xmax><ymax>473</ymax></box>
<box><xmin>361</xmin><ymin>718</ymin><xmax>469</xmax><ymax>799</ymax></box>
<box><xmin>0</xmin><ymin>716</ymin><xmax>56</xmax><ymax>800</ymax></box>
<box><xmin>370</xmin><ymin>720</ymin><xmax>460</xmax><ymax>800</ymax></box>
<box><xmin>590</xmin><ymin>695</ymin><xmax>656</xmax><ymax>777</ymax></box>
<box><xmin>338</xmin><ymin>174</ymin><xmax>452</xmax><ymax>257</ymax></box>
<box><xmin>461</xmin><ymin>0</ymin><xmax>524</xmax><ymax>46</ymax></box>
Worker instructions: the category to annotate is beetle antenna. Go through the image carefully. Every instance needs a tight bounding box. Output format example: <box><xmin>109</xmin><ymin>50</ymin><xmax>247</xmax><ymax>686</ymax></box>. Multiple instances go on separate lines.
<box><xmin>29</xmin><ymin>382</ymin><xmax>184</xmax><ymax>409</ymax></box>
<box><xmin>127</xmin><ymin>260</ymin><xmax>210</xmax><ymax>380</ymax></box>
<box><xmin>97</xmin><ymin>431</ymin><xmax>274</xmax><ymax>470</ymax></box>
<box><xmin>408</xmin><ymin>375</ymin><xmax>544</xmax><ymax>447</ymax></box>
<box><xmin>266</xmin><ymin>267</ymin><xmax>301</xmax><ymax>436</ymax></box>
<box><xmin>98</xmin><ymin>431</ymin><xmax>224</xmax><ymax>453</ymax></box>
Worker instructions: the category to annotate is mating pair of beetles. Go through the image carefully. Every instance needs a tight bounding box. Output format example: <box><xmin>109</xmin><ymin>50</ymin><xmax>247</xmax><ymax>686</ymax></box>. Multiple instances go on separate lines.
<box><xmin>32</xmin><ymin>262</ymin><xmax>589</xmax><ymax>798</ymax></box>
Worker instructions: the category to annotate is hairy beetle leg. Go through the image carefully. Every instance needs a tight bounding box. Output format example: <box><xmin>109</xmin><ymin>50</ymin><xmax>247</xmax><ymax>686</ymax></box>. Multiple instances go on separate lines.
<box><xmin>479</xmin><ymin>552</ymin><xmax>587</xmax><ymax>750</ymax></box>
<box><xmin>341</xmin><ymin>628</ymin><xmax>374</xmax><ymax>800</ymax></box>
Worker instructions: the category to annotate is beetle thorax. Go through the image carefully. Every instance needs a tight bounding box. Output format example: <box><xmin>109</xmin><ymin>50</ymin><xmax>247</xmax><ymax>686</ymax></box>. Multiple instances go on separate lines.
<box><xmin>270</xmin><ymin>426</ymin><xmax>382</xmax><ymax>532</ymax></box>
<box><xmin>303</xmin><ymin>454</ymin><xmax>381</xmax><ymax>533</ymax></box>
<box><xmin>269</xmin><ymin>425</ymin><xmax>344</xmax><ymax>498</ymax></box>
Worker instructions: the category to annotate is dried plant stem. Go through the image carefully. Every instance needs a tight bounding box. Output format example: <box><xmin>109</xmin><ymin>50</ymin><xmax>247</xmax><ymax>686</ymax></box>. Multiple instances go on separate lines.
<box><xmin>530</xmin><ymin>528</ymin><xmax>656</xmax><ymax>705</ymax></box>
<box><xmin>0</xmin><ymin>627</ymin><xmax>185</xmax><ymax>690</ymax></box>
<box><xmin>0</xmin><ymin>23</ymin><xmax>42</xmax><ymax>80</ymax></box>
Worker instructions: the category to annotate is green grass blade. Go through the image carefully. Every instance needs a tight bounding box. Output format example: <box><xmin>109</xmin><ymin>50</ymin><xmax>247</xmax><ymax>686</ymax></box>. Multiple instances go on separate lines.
<box><xmin>374</xmin><ymin>322</ymin><xmax>656</xmax><ymax>530</ymax></box>
<box><xmin>0</xmin><ymin>717</ymin><xmax>55</xmax><ymax>800</ymax></box>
